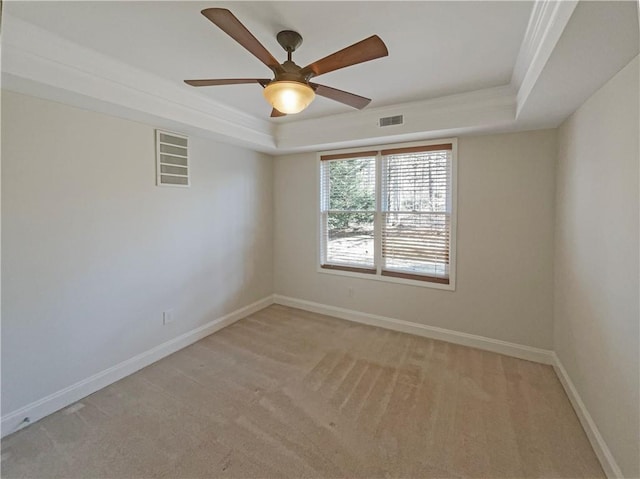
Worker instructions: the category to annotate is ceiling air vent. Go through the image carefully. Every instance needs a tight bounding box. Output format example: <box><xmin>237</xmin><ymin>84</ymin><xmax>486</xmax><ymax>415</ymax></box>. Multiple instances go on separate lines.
<box><xmin>156</xmin><ymin>130</ymin><xmax>189</xmax><ymax>187</ymax></box>
<box><xmin>378</xmin><ymin>115</ymin><xmax>404</xmax><ymax>127</ymax></box>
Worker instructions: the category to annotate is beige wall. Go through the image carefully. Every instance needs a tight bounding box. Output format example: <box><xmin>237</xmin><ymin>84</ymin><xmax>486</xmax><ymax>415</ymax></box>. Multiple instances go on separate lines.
<box><xmin>554</xmin><ymin>56</ymin><xmax>639</xmax><ymax>478</ymax></box>
<box><xmin>5</xmin><ymin>55</ymin><xmax>637</xmax><ymax>475</ymax></box>
<box><xmin>1</xmin><ymin>91</ymin><xmax>274</xmax><ymax>414</ymax></box>
<box><xmin>274</xmin><ymin>129</ymin><xmax>557</xmax><ymax>349</ymax></box>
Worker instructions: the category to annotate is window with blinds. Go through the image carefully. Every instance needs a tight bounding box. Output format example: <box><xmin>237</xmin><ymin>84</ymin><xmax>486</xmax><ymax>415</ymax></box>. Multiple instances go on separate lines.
<box><xmin>381</xmin><ymin>144</ymin><xmax>452</xmax><ymax>283</ymax></box>
<box><xmin>319</xmin><ymin>141</ymin><xmax>455</xmax><ymax>287</ymax></box>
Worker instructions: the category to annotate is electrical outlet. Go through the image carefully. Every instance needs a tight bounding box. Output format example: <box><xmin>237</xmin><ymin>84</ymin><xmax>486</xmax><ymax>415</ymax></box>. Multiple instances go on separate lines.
<box><xmin>163</xmin><ymin>310</ymin><xmax>174</xmax><ymax>325</ymax></box>
<box><xmin>348</xmin><ymin>287</ymin><xmax>354</xmax><ymax>298</ymax></box>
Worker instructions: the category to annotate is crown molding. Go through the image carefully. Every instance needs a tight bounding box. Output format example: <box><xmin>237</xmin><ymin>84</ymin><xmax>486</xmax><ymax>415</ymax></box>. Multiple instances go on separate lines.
<box><xmin>512</xmin><ymin>0</ymin><xmax>578</xmax><ymax>117</ymax></box>
<box><xmin>1</xmin><ymin>14</ymin><xmax>277</xmax><ymax>153</ymax></box>
<box><xmin>275</xmin><ymin>86</ymin><xmax>516</xmax><ymax>153</ymax></box>
<box><xmin>2</xmin><ymin>3</ymin><xmax>579</xmax><ymax>154</ymax></box>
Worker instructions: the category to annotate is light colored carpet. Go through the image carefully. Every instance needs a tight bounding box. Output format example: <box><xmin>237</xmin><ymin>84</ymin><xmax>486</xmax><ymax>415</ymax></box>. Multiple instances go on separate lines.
<box><xmin>2</xmin><ymin>304</ymin><xmax>604</xmax><ymax>478</ymax></box>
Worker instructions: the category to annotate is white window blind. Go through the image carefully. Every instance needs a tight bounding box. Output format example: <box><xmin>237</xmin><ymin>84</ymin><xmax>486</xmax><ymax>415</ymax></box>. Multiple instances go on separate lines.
<box><xmin>320</xmin><ymin>151</ymin><xmax>377</xmax><ymax>273</ymax></box>
<box><xmin>381</xmin><ymin>144</ymin><xmax>452</xmax><ymax>283</ymax></box>
<box><xmin>156</xmin><ymin>130</ymin><xmax>189</xmax><ymax>187</ymax></box>
<box><xmin>319</xmin><ymin>142</ymin><xmax>454</xmax><ymax>286</ymax></box>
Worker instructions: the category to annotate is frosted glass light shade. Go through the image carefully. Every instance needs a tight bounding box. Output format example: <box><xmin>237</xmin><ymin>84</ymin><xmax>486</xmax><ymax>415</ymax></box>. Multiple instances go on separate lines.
<box><xmin>263</xmin><ymin>81</ymin><xmax>315</xmax><ymax>114</ymax></box>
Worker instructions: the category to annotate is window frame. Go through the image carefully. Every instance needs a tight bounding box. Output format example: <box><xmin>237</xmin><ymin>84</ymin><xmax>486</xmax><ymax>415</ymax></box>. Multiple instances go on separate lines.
<box><xmin>317</xmin><ymin>138</ymin><xmax>457</xmax><ymax>291</ymax></box>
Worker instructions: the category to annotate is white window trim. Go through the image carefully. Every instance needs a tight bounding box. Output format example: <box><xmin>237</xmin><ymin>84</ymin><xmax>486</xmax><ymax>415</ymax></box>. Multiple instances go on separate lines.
<box><xmin>316</xmin><ymin>138</ymin><xmax>457</xmax><ymax>291</ymax></box>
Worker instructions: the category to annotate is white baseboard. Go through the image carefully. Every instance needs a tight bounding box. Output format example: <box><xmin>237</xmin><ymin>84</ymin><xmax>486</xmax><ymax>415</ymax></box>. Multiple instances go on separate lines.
<box><xmin>273</xmin><ymin>295</ymin><xmax>554</xmax><ymax>365</ymax></box>
<box><xmin>3</xmin><ymin>294</ymin><xmax>620</xmax><ymax>479</ymax></box>
<box><xmin>273</xmin><ymin>296</ymin><xmax>623</xmax><ymax>477</ymax></box>
<box><xmin>551</xmin><ymin>353</ymin><xmax>623</xmax><ymax>479</ymax></box>
<box><xmin>1</xmin><ymin>295</ymin><xmax>275</xmax><ymax>439</ymax></box>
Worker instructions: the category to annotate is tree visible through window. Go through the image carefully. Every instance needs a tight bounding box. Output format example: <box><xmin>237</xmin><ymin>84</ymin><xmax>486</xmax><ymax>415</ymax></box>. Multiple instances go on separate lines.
<box><xmin>320</xmin><ymin>142</ymin><xmax>454</xmax><ymax>285</ymax></box>
<box><xmin>321</xmin><ymin>154</ymin><xmax>376</xmax><ymax>271</ymax></box>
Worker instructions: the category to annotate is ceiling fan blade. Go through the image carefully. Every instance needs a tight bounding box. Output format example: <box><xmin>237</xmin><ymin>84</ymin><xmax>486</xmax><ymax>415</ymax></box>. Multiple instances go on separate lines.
<box><xmin>201</xmin><ymin>8</ymin><xmax>281</xmax><ymax>72</ymax></box>
<box><xmin>184</xmin><ymin>78</ymin><xmax>271</xmax><ymax>87</ymax></box>
<box><xmin>270</xmin><ymin>108</ymin><xmax>286</xmax><ymax>118</ymax></box>
<box><xmin>310</xmin><ymin>83</ymin><xmax>371</xmax><ymax>109</ymax></box>
<box><xmin>300</xmin><ymin>35</ymin><xmax>388</xmax><ymax>78</ymax></box>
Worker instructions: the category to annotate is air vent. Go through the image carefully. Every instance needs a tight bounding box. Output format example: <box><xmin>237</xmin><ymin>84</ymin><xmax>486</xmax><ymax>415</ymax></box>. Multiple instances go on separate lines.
<box><xmin>156</xmin><ymin>130</ymin><xmax>189</xmax><ymax>187</ymax></box>
<box><xmin>379</xmin><ymin>115</ymin><xmax>404</xmax><ymax>127</ymax></box>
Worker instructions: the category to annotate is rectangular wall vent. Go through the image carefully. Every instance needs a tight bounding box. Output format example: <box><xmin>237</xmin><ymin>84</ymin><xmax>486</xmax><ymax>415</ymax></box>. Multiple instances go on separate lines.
<box><xmin>156</xmin><ymin>130</ymin><xmax>189</xmax><ymax>187</ymax></box>
<box><xmin>378</xmin><ymin>115</ymin><xmax>404</xmax><ymax>127</ymax></box>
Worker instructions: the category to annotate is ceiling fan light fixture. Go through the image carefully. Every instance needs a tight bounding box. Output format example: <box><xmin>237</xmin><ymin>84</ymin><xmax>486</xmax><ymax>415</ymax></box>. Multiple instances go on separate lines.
<box><xmin>263</xmin><ymin>81</ymin><xmax>315</xmax><ymax>114</ymax></box>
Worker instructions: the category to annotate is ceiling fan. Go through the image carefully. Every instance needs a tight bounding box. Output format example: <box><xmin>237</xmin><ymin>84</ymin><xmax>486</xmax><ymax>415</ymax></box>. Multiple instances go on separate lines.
<box><xmin>185</xmin><ymin>8</ymin><xmax>389</xmax><ymax>117</ymax></box>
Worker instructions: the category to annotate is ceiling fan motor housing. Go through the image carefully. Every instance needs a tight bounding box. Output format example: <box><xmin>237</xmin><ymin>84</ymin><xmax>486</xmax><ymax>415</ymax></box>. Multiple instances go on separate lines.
<box><xmin>274</xmin><ymin>60</ymin><xmax>310</xmax><ymax>84</ymax></box>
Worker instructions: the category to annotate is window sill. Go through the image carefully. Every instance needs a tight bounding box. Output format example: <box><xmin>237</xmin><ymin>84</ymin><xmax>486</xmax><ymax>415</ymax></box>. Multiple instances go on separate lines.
<box><xmin>317</xmin><ymin>265</ymin><xmax>456</xmax><ymax>291</ymax></box>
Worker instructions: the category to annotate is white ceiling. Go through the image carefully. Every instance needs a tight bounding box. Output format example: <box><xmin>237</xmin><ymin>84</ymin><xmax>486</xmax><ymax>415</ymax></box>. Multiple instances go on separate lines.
<box><xmin>2</xmin><ymin>1</ymin><xmax>638</xmax><ymax>153</ymax></box>
<box><xmin>5</xmin><ymin>1</ymin><xmax>533</xmax><ymax>121</ymax></box>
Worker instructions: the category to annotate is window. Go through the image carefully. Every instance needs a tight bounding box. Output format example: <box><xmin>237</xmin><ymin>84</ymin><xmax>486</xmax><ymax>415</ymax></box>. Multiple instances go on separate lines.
<box><xmin>319</xmin><ymin>140</ymin><xmax>456</xmax><ymax>288</ymax></box>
